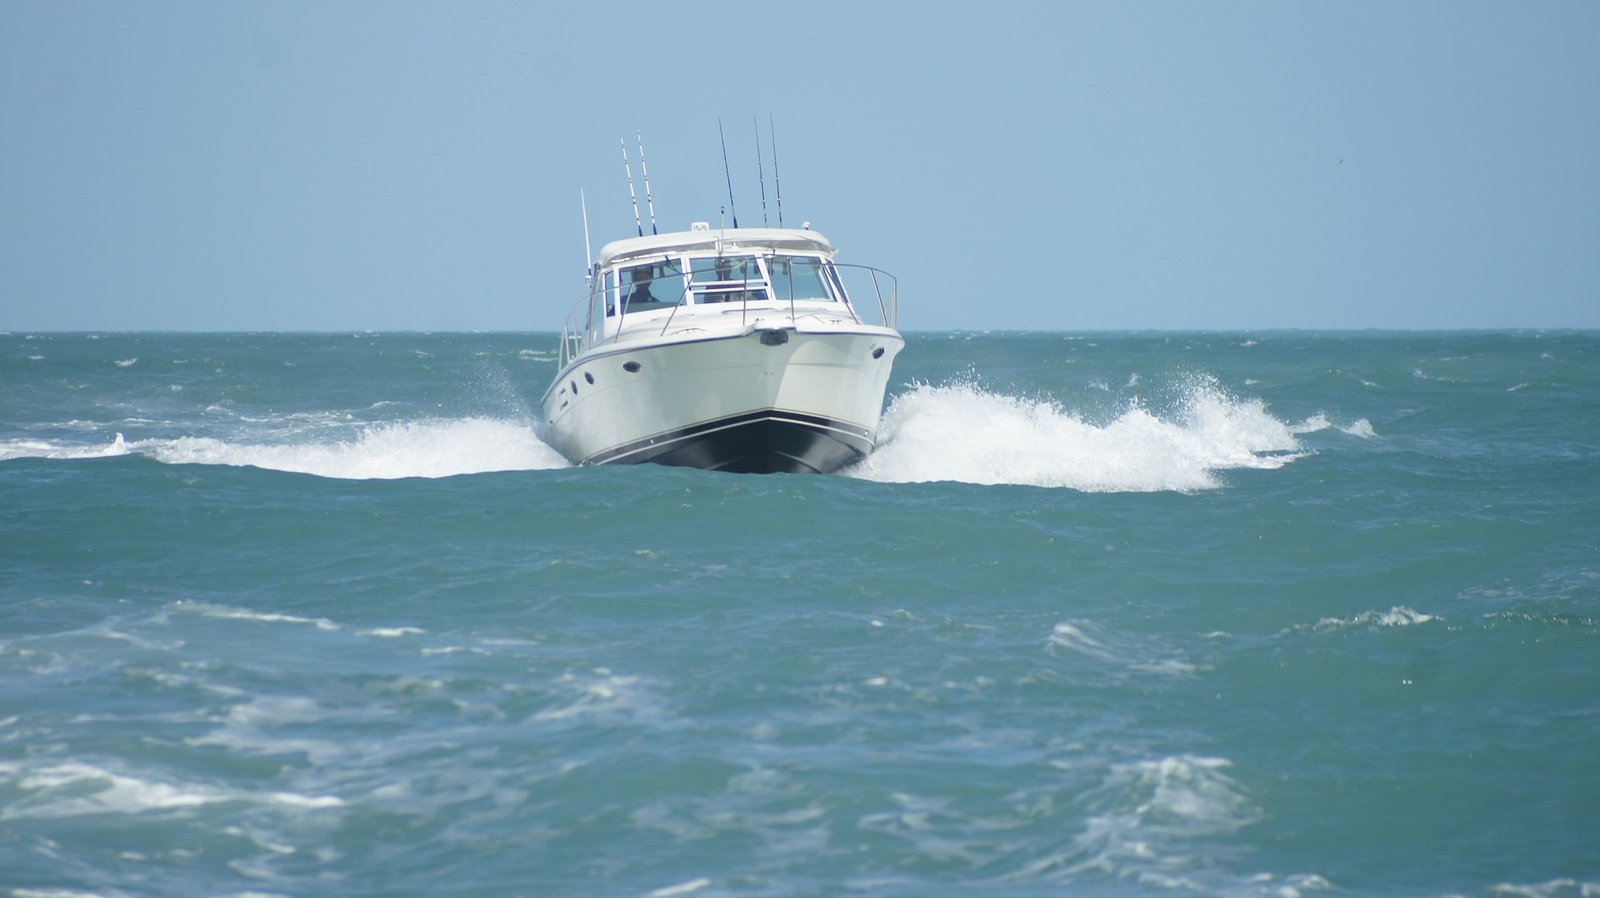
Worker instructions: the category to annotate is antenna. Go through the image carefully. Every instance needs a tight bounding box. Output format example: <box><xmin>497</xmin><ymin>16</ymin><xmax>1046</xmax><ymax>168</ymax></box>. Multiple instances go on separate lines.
<box><xmin>754</xmin><ymin>116</ymin><xmax>769</xmax><ymax>227</ymax></box>
<box><xmin>636</xmin><ymin>131</ymin><xmax>657</xmax><ymax>235</ymax></box>
<box><xmin>580</xmin><ymin>188</ymin><xmax>593</xmax><ymax>282</ymax></box>
<box><xmin>769</xmin><ymin>115</ymin><xmax>784</xmax><ymax>227</ymax></box>
<box><xmin>620</xmin><ymin>136</ymin><xmax>642</xmax><ymax>237</ymax></box>
<box><xmin>718</xmin><ymin>118</ymin><xmax>739</xmax><ymax>229</ymax></box>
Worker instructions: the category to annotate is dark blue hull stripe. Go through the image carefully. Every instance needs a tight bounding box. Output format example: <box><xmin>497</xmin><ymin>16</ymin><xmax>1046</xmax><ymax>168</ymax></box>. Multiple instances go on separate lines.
<box><xmin>584</xmin><ymin>411</ymin><xmax>875</xmax><ymax>474</ymax></box>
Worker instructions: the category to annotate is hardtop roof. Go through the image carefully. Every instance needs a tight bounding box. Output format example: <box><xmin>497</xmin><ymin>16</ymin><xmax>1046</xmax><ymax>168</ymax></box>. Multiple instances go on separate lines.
<box><xmin>596</xmin><ymin>227</ymin><xmax>836</xmax><ymax>269</ymax></box>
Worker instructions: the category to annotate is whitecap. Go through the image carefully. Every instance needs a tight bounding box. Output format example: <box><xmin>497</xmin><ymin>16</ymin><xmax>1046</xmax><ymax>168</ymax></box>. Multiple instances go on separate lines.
<box><xmin>533</xmin><ymin>669</ymin><xmax>657</xmax><ymax>723</ymax></box>
<box><xmin>1291</xmin><ymin>414</ymin><xmax>1332</xmax><ymax>434</ymax></box>
<box><xmin>1487</xmin><ymin>879</ymin><xmax>1590</xmax><ymax>898</ymax></box>
<box><xmin>175</xmin><ymin>601</ymin><xmax>339</xmax><ymax>632</ymax></box>
<box><xmin>648</xmin><ymin>878</ymin><xmax>711</xmax><ymax>898</ymax></box>
<box><xmin>1364</xmin><ymin>607</ymin><xmax>1436</xmax><ymax>626</ymax></box>
<box><xmin>1047</xmin><ymin>619</ymin><xmax>1199</xmax><ymax>676</ymax></box>
<box><xmin>188</xmin><ymin>695</ymin><xmax>347</xmax><ymax>765</ymax></box>
<box><xmin>1012</xmin><ymin>755</ymin><xmax>1259</xmax><ymax>884</ymax></box>
<box><xmin>359</xmin><ymin>626</ymin><xmax>425</xmax><ymax>638</ymax></box>
<box><xmin>1309</xmin><ymin>606</ymin><xmax>1438</xmax><ymax>631</ymax></box>
<box><xmin>1340</xmin><ymin>418</ymin><xmax>1376</xmax><ymax>438</ymax></box>
<box><xmin>1047</xmin><ymin>621</ymin><xmax>1117</xmax><ymax>662</ymax></box>
<box><xmin>0</xmin><ymin>761</ymin><xmax>343</xmax><ymax>819</ymax></box>
<box><xmin>0</xmin><ymin>432</ymin><xmax>129</xmax><ymax>462</ymax></box>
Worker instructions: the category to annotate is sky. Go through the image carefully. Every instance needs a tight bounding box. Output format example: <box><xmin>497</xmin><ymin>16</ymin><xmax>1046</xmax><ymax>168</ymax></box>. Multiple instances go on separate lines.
<box><xmin>2</xmin><ymin>1</ymin><xmax>1596</xmax><ymax>332</ymax></box>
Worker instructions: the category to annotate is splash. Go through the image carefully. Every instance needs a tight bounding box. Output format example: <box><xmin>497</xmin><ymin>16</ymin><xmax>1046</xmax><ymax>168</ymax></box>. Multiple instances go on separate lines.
<box><xmin>847</xmin><ymin>378</ymin><xmax>1305</xmax><ymax>492</ymax></box>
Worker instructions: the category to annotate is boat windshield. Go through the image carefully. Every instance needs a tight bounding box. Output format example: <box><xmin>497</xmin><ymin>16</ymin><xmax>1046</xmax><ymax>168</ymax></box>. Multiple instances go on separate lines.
<box><xmin>608</xmin><ymin>253</ymin><xmax>841</xmax><ymax>315</ymax></box>
<box><xmin>613</xmin><ymin>261</ymin><xmax>685</xmax><ymax>315</ymax></box>
<box><xmin>768</xmin><ymin>255</ymin><xmax>835</xmax><ymax>302</ymax></box>
<box><xmin>691</xmin><ymin>255</ymin><xmax>768</xmax><ymax>305</ymax></box>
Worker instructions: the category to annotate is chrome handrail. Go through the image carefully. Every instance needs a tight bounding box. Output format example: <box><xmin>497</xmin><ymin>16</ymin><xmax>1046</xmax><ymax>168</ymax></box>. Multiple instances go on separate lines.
<box><xmin>832</xmin><ymin>264</ymin><xmax>897</xmax><ymax>330</ymax></box>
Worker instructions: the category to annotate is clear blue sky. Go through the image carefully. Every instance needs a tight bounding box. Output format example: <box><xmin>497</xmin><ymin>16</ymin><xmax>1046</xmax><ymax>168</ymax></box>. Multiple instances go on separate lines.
<box><xmin>2</xmin><ymin>1</ymin><xmax>1596</xmax><ymax>331</ymax></box>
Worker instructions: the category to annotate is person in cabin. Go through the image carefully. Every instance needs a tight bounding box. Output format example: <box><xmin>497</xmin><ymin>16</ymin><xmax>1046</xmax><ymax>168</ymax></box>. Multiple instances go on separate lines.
<box><xmin>624</xmin><ymin>266</ymin><xmax>657</xmax><ymax>309</ymax></box>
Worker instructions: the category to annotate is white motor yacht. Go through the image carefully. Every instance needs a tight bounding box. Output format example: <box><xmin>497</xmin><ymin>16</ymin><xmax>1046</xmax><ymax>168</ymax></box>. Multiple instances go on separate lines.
<box><xmin>540</xmin><ymin>223</ymin><xmax>902</xmax><ymax>473</ymax></box>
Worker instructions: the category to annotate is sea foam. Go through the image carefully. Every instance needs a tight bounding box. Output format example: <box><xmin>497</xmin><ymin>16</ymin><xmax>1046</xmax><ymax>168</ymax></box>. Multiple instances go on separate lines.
<box><xmin>0</xmin><ymin>761</ymin><xmax>343</xmax><ymax>819</ymax></box>
<box><xmin>140</xmin><ymin>417</ymin><xmax>566</xmax><ymax>479</ymax></box>
<box><xmin>0</xmin><ymin>433</ymin><xmax>130</xmax><ymax>462</ymax></box>
<box><xmin>0</xmin><ymin>418</ymin><xmax>564</xmax><ymax>479</ymax></box>
<box><xmin>847</xmin><ymin>378</ymin><xmax>1304</xmax><ymax>491</ymax></box>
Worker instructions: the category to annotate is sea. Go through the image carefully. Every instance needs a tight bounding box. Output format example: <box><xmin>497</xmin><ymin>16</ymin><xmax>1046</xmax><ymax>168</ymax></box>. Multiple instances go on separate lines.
<box><xmin>1</xmin><ymin>330</ymin><xmax>1596</xmax><ymax>898</ymax></box>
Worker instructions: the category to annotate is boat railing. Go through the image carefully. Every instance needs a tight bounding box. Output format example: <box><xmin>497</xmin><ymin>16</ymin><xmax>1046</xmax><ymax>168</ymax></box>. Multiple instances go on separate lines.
<box><xmin>556</xmin><ymin>284</ymin><xmax>601</xmax><ymax>370</ymax></box>
<box><xmin>832</xmin><ymin>264</ymin><xmax>898</xmax><ymax>330</ymax></box>
<box><xmin>557</xmin><ymin>276</ymin><xmax>695</xmax><ymax>369</ymax></box>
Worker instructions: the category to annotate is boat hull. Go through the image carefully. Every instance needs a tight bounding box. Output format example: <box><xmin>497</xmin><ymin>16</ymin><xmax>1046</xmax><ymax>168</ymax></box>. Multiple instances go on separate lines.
<box><xmin>541</xmin><ymin>326</ymin><xmax>901</xmax><ymax>474</ymax></box>
<box><xmin>591</xmin><ymin>409</ymin><xmax>872</xmax><ymax>474</ymax></box>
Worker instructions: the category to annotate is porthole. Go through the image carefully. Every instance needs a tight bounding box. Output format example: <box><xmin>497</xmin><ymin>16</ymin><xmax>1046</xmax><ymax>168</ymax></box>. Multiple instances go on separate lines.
<box><xmin>623</xmin><ymin>361</ymin><xmax>642</xmax><ymax>373</ymax></box>
<box><xmin>584</xmin><ymin>372</ymin><xmax>595</xmax><ymax>385</ymax></box>
<box><xmin>872</xmin><ymin>346</ymin><xmax>886</xmax><ymax>359</ymax></box>
<box><xmin>570</xmin><ymin>379</ymin><xmax>578</xmax><ymax>394</ymax></box>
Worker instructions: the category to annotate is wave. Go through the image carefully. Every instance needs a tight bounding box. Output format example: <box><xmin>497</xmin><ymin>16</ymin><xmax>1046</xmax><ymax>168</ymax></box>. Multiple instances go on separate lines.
<box><xmin>1290</xmin><ymin>414</ymin><xmax>1376</xmax><ymax>439</ymax></box>
<box><xmin>1047</xmin><ymin>619</ymin><xmax>1200</xmax><ymax>676</ymax></box>
<box><xmin>846</xmin><ymin>377</ymin><xmax>1307</xmax><ymax>492</ymax></box>
<box><xmin>0</xmin><ymin>433</ymin><xmax>133</xmax><ymax>462</ymax></box>
<box><xmin>0</xmin><ymin>760</ymin><xmax>343</xmax><ymax>819</ymax></box>
<box><xmin>1007</xmin><ymin>755</ymin><xmax>1275</xmax><ymax>887</ymax></box>
<box><xmin>1308</xmin><ymin>606</ymin><xmax>1439</xmax><ymax>631</ymax></box>
<box><xmin>0</xmin><ymin>417</ymin><xmax>569</xmax><ymax>480</ymax></box>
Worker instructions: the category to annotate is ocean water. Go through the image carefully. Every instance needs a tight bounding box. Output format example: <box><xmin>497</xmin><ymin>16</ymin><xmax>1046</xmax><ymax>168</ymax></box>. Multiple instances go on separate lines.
<box><xmin>1</xmin><ymin>330</ymin><xmax>1596</xmax><ymax>898</ymax></box>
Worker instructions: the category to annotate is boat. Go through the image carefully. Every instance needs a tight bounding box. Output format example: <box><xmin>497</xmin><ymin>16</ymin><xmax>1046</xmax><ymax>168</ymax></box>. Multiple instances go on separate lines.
<box><xmin>539</xmin><ymin>221</ymin><xmax>903</xmax><ymax>474</ymax></box>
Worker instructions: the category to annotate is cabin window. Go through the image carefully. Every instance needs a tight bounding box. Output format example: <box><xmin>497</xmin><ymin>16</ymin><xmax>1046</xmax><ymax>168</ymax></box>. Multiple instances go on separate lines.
<box><xmin>690</xmin><ymin>255</ymin><xmax>762</xmax><ymax>283</ymax></box>
<box><xmin>690</xmin><ymin>255</ymin><xmax>768</xmax><ymax>304</ymax></box>
<box><xmin>604</xmin><ymin>271</ymin><xmax>617</xmax><ymax>317</ymax></box>
<box><xmin>621</xmin><ymin>261</ymin><xmax>684</xmax><ymax>312</ymax></box>
<box><xmin>769</xmin><ymin>256</ymin><xmax>834</xmax><ymax>302</ymax></box>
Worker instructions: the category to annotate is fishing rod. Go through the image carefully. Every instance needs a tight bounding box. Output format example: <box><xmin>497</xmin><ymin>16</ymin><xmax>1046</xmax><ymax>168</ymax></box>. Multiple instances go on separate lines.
<box><xmin>769</xmin><ymin>115</ymin><xmax>783</xmax><ymax>227</ymax></box>
<box><xmin>620</xmin><ymin>136</ymin><xmax>642</xmax><ymax>237</ymax></box>
<box><xmin>754</xmin><ymin>116</ymin><xmax>769</xmax><ymax>227</ymax></box>
<box><xmin>636</xmin><ymin>131</ymin><xmax>657</xmax><ymax>236</ymax></box>
<box><xmin>718</xmin><ymin>118</ymin><xmax>739</xmax><ymax>229</ymax></box>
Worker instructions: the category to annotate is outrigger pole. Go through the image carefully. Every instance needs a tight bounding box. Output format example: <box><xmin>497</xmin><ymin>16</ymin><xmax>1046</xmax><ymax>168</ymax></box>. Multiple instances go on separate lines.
<box><xmin>620</xmin><ymin>136</ymin><xmax>643</xmax><ymax>237</ymax></box>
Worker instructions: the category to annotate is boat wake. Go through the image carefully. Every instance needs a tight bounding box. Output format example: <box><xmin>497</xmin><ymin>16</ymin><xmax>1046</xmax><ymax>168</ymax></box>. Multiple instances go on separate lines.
<box><xmin>1</xmin><ymin>417</ymin><xmax>568</xmax><ymax>480</ymax></box>
<box><xmin>846</xmin><ymin>377</ymin><xmax>1313</xmax><ymax>492</ymax></box>
<box><xmin>3</xmin><ymin>377</ymin><xmax>1344</xmax><ymax>489</ymax></box>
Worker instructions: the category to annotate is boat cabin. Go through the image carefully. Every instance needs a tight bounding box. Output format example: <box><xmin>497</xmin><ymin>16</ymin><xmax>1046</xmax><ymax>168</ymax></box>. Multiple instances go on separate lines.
<box><xmin>593</xmin><ymin>227</ymin><xmax>849</xmax><ymax>325</ymax></box>
<box><xmin>557</xmin><ymin>225</ymin><xmax>896</xmax><ymax>369</ymax></box>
